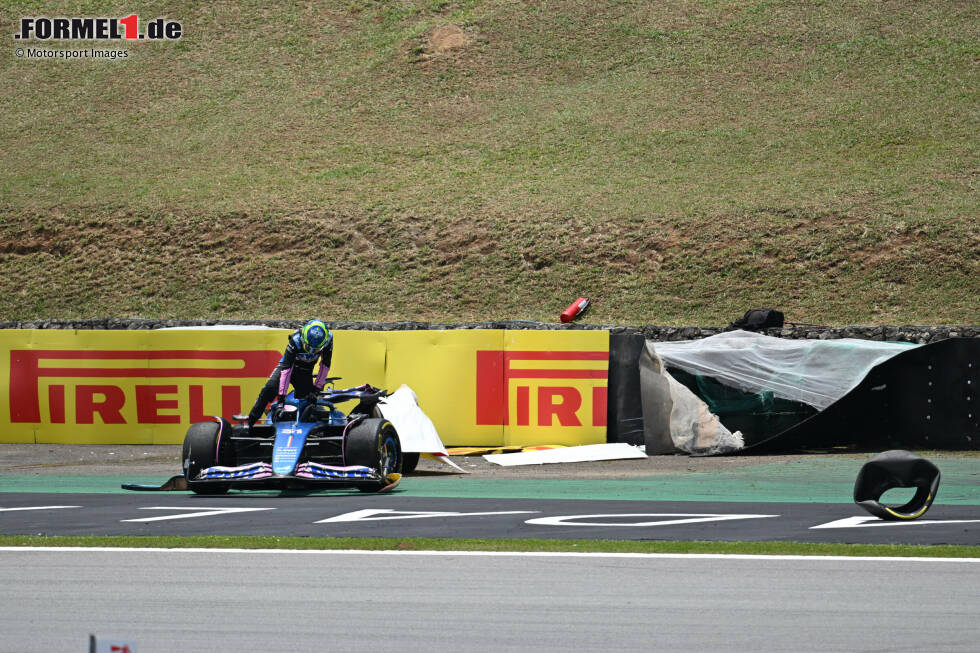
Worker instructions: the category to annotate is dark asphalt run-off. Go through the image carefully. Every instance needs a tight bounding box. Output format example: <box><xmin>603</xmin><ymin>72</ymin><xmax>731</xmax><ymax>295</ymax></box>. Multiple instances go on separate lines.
<box><xmin>2</xmin><ymin>493</ymin><xmax>978</xmax><ymax>545</ymax></box>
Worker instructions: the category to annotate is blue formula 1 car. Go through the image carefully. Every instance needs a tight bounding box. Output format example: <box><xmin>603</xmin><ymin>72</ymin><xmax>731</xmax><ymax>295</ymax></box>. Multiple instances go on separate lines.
<box><xmin>180</xmin><ymin>380</ymin><xmax>402</xmax><ymax>495</ymax></box>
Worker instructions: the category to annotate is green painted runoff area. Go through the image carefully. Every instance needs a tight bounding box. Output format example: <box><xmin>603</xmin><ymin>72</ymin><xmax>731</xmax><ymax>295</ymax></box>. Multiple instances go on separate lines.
<box><xmin>2</xmin><ymin>457</ymin><xmax>977</xmax><ymax>505</ymax></box>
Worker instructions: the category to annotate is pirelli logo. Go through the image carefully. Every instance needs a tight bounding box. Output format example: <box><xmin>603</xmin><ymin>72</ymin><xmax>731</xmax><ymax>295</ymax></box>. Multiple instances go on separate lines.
<box><xmin>9</xmin><ymin>350</ymin><xmax>280</xmax><ymax>425</ymax></box>
<box><xmin>476</xmin><ymin>350</ymin><xmax>608</xmax><ymax>428</ymax></box>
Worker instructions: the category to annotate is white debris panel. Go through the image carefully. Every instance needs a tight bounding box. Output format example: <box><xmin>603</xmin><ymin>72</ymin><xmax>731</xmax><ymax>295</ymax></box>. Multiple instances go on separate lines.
<box><xmin>483</xmin><ymin>443</ymin><xmax>647</xmax><ymax>466</ymax></box>
<box><xmin>655</xmin><ymin>330</ymin><xmax>916</xmax><ymax>410</ymax></box>
<box><xmin>377</xmin><ymin>385</ymin><xmax>463</xmax><ymax>472</ymax></box>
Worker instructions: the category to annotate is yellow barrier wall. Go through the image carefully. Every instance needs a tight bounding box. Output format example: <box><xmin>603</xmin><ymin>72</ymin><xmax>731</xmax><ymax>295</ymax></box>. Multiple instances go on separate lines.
<box><xmin>385</xmin><ymin>330</ymin><xmax>506</xmax><ymax>446</ymax></box>
<box><xmin>500</xmin><ymin>330</ymin><xmax>609</xmax><ymax>447</ymax></box>
<box><xmin>1</xmin><ymin>329</ymin><xmax>284</xmax><ymax>445</ymax></box>
<box><xmin>0</xmin><ymin>329</ymin><xmax>608</xmax><ymax>446</ymax></box>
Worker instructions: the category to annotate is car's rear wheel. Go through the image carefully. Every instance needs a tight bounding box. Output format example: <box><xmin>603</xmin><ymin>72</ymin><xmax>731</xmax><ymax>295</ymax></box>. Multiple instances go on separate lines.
<box><xmin>182</xmin><ymin>418</ymin><xmax>234</xmax><ymax>495</ymax></box>
<box><xmin>346</xmin><ymin>418</ymin><xmax>402</xmax><ymax>492</ymax></box>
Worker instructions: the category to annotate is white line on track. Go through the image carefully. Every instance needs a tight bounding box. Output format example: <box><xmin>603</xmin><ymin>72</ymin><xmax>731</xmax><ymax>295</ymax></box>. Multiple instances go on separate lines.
<box><xmin>0</xmin><ymin>546</ymin><xmax>976</xmax><ymax>562</ymax></box>
<box><xmin>0</xmin><ymin>506</ymin><xmax>80</xmax><ymax>512</ymax></box>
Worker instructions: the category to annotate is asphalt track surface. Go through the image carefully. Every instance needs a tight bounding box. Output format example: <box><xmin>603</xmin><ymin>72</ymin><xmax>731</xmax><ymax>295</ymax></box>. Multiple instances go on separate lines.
<box><xmin>2</xmin><ymin>449</ymin><xmax>978</xmax><ymax>544</ymax></box>
<box><xmin>2</xmin><ymin>492</ymin><xmax>979</xmax><ymax>544</ymax></box>
<box><xmin>1</xmin><ymin>453</ymin><xmax>977</xmax><ymax>653</ymax></box>
<box><xmin>1</xmin><ymin>547</ymin><xmax>977</xmax><ymax>653</ymax></box>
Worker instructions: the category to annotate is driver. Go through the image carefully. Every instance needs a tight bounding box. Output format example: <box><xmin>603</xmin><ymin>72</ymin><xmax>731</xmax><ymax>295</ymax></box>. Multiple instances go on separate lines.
<box><xmin>247</xmin><ymin>319</ymin><xmax>333</xmax><ymax>428</ymax></box>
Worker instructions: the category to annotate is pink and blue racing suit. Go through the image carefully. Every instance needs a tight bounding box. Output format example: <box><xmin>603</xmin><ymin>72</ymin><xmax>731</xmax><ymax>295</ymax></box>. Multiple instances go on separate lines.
<box><xmin>247</xmin><ymin>329</ymin><xmax>333</xmax><ymax>426</ymax></box>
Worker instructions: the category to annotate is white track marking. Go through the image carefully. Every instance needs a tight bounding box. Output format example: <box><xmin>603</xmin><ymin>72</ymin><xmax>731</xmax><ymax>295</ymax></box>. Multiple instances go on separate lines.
<box><xmin>0</xmin><ymin>547</ymin><xmax>977</xmax><ymax>562</ymax></box>
<box><xmin>121</xmin><ymin>507</ymin><xmax>274</xmax><ymax>523</ymax></box>
<box><xmin>316</xmin><ymin>509</ymin><xmax>537</xmax><ymax>523</ymax></box>
<box><xmin>525</xmin><ymin>513</ymin><xmax>779</xmax><ymax>527</ymax></box>
<box><xmin>0</xmin><ymin>506</ymin><xmax>80</xmax><ymax>512</ymax></box>
<box><xmin>811</xmin><ymin>515</ymin><xmax>980</xmax><ymax>529</ymax></box>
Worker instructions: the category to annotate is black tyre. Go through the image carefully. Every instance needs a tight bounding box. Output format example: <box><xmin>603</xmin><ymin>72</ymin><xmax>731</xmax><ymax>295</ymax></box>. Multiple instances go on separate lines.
<box><xmin>370</xmin><ymin>405</ymin><xmax>418</xmax><ymax>473</ymax></box>
<box><xmin>402</xmin><ymin>452</ymin><xmax>420</xmax><ymax>474</ymax></box>
<box><xmin>182</xmin><ymin>418</ymin><xmax>234</xmax><ymax>495</ymax></box>
<box><xmin>345</xmin><ymin>418</ymin><xmax>401</xmax><ymax>492</ymax></box>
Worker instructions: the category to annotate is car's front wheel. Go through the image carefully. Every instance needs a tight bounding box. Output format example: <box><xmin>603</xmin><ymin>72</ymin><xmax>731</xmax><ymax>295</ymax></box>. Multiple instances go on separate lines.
<box><xmin>345</xmin><ymin>418</ymin><xmax>402</xmax><ymax>492</ymax></box>
<box><xmin>182</xmin><ymin>418</ymin><xmax>234</xmax><ymax>495</ymax></box>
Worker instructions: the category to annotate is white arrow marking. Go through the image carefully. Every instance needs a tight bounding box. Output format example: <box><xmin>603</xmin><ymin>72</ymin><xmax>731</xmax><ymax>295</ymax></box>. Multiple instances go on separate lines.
<box><xmin>121</xmin><ymin>507</ymin><xmax>274</xmax><ymax>523</ymax></box>
<box><xmin>0</xmin><ymin>506</ymin><xmax>80</xmax><ymax>512</ymax></box>
<box><xmin>525</xmin><ymin>513</ymin><xmax>779</xmax><ymax>527</ymax></box>
<box><xmin>811</xmin><ymin>515</ymin><xmax>980</xmax><ymax>530</ymax></box>
<box><xmin>316</xmin><ymin>509</ymin><xmax>538</xmax><ymax>524</ymax></box>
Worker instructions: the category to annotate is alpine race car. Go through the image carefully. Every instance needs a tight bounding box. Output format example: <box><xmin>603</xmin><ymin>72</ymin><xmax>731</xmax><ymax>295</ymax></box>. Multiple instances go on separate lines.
<box><xmin>180</xmin><ymin>380</ymin><xmax>402</xmax><ymax>495</ymax></box>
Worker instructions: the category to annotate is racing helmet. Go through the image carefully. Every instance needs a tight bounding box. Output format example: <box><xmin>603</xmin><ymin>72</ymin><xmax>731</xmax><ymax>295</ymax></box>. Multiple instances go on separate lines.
<box><xmin>300</xmin><ymin>319</ymin><xmax>331</xmax><ymax>353</ymax></box>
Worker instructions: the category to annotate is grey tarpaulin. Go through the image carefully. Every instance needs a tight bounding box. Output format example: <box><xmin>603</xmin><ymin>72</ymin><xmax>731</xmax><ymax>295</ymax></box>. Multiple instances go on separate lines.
<box><xmin>639</xmin><ymin>341</ymin><xmax>744</xmax><ymax>456</ymax></box>
<box><xmin>657</xmin><ymin>335</ymin><xmax>980</xmax><ymax>452</ymax></box>
<box><xmin>758</xmin><ymin>337</ymin><xmax>980</xmax><ymax>451</ymax></box>
<box><xmin>607</xmin><ymin>332</ymin><xmax>979</xmax><ymax>454</ymax></box>
<box><xmin>656</xmin><ymin>330</ymin><xmax>916</xmax><ymax>410</ymax></box>
<box><xmin>605</xmin><ymin>335</ymin><xmax>743</xmax><ymax>455</ymax></box>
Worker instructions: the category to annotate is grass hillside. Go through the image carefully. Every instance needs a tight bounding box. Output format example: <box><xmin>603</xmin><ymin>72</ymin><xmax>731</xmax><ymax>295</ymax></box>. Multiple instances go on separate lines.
<box><xmin>1</xmin><ymin>1</ymin><xmax>977</xmax><ymax>325</ymax></box>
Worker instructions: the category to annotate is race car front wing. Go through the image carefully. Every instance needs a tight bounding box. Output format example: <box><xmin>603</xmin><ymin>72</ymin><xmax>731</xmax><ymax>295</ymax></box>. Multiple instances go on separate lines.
<box><xmin>195</xmin><ymin>461</ymin><xmax>382</xmax><ymax>483</ymax></box>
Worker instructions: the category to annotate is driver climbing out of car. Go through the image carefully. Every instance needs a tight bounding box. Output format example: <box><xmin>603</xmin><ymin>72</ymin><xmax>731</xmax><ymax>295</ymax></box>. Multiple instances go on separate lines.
<box><xmin>246</xmin><ymin>319</ymin><xmax>333</xmax><ymax>429</ymax></box>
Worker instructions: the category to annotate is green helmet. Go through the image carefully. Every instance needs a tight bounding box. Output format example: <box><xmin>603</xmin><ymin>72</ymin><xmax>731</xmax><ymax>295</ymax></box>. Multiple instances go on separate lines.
<box><xmin>300</xmin><ymin>319</ymin><xmax>331</xmax><ymax>353</ymax></box>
